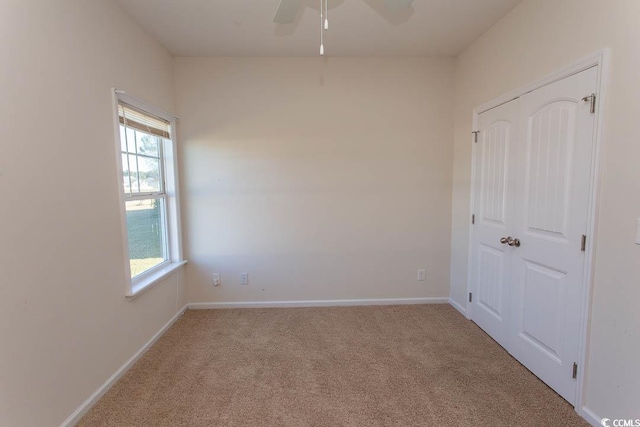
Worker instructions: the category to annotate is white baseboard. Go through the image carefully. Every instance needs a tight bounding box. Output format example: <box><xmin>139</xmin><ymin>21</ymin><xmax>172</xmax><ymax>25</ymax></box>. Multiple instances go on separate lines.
<box><xmin>448</xmin><ymin>298</ymin><xmax>468</xmax><ymax>317</ymax></box>
<box><xmin>60</xmin><ymin>305</ymin><xmax>188</xmax><ymax>427</ymax></box>
<box><xmin>581</xmin><ymin>407</ymin><xmax>603</xmax><ymax>427</ymax></box>
<box><xmin>188</xmin><ymin>297</ymin><xmax>449</xmax><ymax>309</ymax></box>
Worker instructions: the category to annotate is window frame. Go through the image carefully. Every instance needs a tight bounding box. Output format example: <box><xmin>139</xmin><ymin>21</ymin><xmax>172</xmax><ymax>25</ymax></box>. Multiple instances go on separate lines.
<box><xmin>112</xmin><ymin>89</ymin><xmax>185</xmax><ymax>298</ymax></box>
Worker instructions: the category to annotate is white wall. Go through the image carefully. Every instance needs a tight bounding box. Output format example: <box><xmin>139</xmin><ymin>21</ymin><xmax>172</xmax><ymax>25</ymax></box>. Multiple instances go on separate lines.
<box><xmin>0</xmin><ymin>1</ymin><xmax>185</xmax><ymax>425</ymax></box>
<box><xmin>450</xmin><ymin>0</ymin><xmax>640</xmax><ymax>419</ymax></box>
<box><xmin>174</xmin><ymin>57</ymin><xmax>454</xmax><ymax>304</ymax></box>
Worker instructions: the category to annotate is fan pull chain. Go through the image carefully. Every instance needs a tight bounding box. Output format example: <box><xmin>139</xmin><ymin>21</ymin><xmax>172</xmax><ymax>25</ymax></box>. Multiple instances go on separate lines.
<box><xmin>325</xmin><ymin>0</ymin><xmax>329</xmax><ymax>30</ymax></box>
<box><xmin>320</xmin><ymin>0</ymin><xmax>324</xmax><ymax>55</ymax></box>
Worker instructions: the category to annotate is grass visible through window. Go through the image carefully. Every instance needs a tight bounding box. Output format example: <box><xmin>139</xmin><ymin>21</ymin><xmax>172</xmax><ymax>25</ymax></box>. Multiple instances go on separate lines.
<box><xmin>126</xmin><ymin>200</ymin><xmax>166</xmax><ymax>277</ymax></box>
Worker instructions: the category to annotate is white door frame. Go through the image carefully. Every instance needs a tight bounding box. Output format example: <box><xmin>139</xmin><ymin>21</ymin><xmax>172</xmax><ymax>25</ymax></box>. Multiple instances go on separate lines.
<box><xmin>465</xmin><ymin>48</ymin><xmax>610</xmax><ymax>416</ymax></box>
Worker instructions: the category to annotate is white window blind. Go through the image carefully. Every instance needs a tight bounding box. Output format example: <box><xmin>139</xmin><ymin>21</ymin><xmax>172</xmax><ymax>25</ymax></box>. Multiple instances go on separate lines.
<box><xmin>119</xmin><ymin>102</ymin><xmax>171</xmax><ymax>139</ymax></box>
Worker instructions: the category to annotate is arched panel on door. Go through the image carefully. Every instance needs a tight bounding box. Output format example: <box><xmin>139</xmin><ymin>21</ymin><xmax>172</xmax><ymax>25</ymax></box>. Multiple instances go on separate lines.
<box><xmin>524</xmin><ymin>100</ymin><xmax>578</xmax><ymax>241</ymax></box>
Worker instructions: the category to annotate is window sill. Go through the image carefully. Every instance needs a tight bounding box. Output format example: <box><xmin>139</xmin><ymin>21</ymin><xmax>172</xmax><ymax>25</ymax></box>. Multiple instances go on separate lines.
<box><xmin>126</xmin><ymin>260</ymin><xmax>187</xmax><ymax>300</ymax></box>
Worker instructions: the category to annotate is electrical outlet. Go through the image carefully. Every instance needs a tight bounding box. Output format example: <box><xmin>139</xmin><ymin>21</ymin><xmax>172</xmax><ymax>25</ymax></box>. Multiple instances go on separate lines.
<box><xmin>417</xmin><ymin>269</ymin><xmax>426</xmax><ymax>281</ymax></box>
<box><xmin>240</xmin><ymin>273</ymin><xmax>249</xmax><ymax>285</ymax></box>
<box><xmin>212</xmin><ymin>273</ymin><xmax>221</xmax><ymax>287</ymax></box>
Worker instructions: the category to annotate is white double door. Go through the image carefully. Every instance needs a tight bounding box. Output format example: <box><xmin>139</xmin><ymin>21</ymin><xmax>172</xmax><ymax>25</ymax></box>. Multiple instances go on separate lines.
<box><xmin>470</xmin><ymin>67</ymin><xmax>597</xmax><ymax>405</ymax></box>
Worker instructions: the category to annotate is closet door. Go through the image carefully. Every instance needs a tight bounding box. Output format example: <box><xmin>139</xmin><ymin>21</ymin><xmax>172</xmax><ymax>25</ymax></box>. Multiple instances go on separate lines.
<box><xmin>469</xmin><ymin>99</ymin><xmax>519</xmax><ymax>349</ymax></box>
<box><xmin>509</xmin><ymin>67</ymin><xmax>598</xmax><ymax>404</ymax></box>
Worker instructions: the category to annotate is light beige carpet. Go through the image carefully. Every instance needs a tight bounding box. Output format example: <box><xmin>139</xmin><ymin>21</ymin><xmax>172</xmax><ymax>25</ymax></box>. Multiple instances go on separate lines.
<box><xmin>78</xmin><ymin>305</ymin><xmax>588</xmax><ymax>426</ymax></box>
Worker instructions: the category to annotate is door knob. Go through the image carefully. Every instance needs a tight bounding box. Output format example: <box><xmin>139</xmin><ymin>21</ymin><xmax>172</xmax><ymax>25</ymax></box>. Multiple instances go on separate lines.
<box><xmin>500</xmin><ymin>236</ymin><xmax>521</xmax><ymax>247</ymax></box>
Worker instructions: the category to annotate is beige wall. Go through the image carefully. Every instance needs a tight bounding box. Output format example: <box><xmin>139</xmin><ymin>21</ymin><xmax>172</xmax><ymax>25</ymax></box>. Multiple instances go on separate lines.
<box><xmin>0</xmin><ymin>1</ymin><xmax>185</xmax><ymax>425</ymax></box>
<box><xmin>174</xmin><ymin>57</ymin><xmax>454</xmax><ymax>304</ymax></box>
<box><xmin>450</xmin><ymin>0</ymin><xmax>640</xmax><ymax>418</ymax></box>
<box><xmin>5</xmin><ymin>0</ymin><xmax>636</xmax><ymax>424</ymax></box>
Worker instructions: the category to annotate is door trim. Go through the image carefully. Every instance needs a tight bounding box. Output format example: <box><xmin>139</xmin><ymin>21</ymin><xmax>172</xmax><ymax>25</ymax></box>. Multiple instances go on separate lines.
<box><xmin>466</xmin><ymin>48</ymin><xmax>610</xmax><ymax>417</ymax></box>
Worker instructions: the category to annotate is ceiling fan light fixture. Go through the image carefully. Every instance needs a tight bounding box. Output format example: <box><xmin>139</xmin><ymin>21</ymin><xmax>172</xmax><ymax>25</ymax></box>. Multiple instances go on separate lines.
<box><xmin>273</xmin><ymin>0</ymin><xmax>414</xmax><ymax>56</ymax></box>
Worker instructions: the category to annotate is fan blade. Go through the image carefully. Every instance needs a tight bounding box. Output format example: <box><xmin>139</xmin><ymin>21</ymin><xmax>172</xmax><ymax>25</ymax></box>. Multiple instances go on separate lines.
<box><xmin>273</xmin><ymin>0</ymin><xmax>302</xmax><ymax>24</ymax></box>
<box><xmin>383</xmin><ymin>0</ymin><xmax>414</xmax><ymax>10</ymax></box>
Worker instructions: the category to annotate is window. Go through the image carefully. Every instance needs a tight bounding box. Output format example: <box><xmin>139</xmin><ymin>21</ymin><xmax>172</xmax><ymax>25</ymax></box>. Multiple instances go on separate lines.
<box><xmin>114</xmin><ymin>91</ymin><xmax>184</xmax><ymax>297</ymax></box>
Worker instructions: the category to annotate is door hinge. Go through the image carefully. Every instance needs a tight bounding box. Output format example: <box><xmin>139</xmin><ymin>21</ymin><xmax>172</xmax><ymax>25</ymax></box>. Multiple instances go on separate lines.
<box><xmin>582</xmin><ymin>93</ymin><xmax>596</xmax><ymax>114</ymax></box>
<box><xmin>581</xmin><ymin>235</ymin><xmax>587</xmax><ymax>252</ymax></box>
<box><xmin>472</xmin><ymin>131</ymin><xmax>479</xmax><ymax>143</ymax></box>
<box><xmin>471</xmin><ymin>214</ymin><xmax>475</xmax><ymax>225</ymax></box>
<box><xmin>572</xmin><ymin>362</ymin><xmax>578</xmax><ymax>379</ymax></box>
<box><xmin>469</xmin><ymin>292</ymin><xmax>473</xmax><ymax>303</ymax></box>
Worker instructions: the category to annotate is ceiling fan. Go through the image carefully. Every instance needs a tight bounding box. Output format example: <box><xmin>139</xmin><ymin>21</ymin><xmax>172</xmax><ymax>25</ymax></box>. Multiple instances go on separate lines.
<box><xmin>273</xmin><ymin>0</ymin><xmax>414</xmax><ymax>55</ymax></box>
<box><xmin>273</xmin><ymin>0</ymin><xmax>414</xmax><ymax>24</ymax></box>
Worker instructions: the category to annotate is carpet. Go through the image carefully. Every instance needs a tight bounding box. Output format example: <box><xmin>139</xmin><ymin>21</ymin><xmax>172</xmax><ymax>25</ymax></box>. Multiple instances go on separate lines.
<box><xmin>77</xmin><ymin>305</ymin><xmax>588</xmax><ymax>426</ymax></box>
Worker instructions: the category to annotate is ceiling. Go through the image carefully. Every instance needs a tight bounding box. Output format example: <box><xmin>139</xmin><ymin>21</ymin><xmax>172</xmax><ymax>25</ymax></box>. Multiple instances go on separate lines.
<box><xmin>114</xmin><ymin>0</ymin><xmax>522</xmax><ymax>57</ymax></box>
